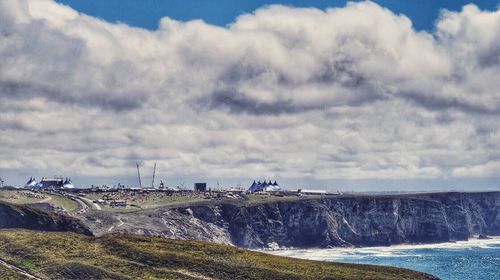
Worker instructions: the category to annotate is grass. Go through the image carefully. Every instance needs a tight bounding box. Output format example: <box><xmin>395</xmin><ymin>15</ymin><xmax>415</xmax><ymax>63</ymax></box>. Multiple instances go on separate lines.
<box><xmin>48</xmin><ymin>194</ymin><xmax>80</xmax><ymax>212</ymax></box>
<box><xmin>0</xmin><ymin>264</ymin><xmax>26</xmax><ymax>280</ymax></box>
<box><xmin>139</xmin><ymin>196</ymin><xmax>205</xmax><ymax>209</ymax></box>
<box><xmin>0</xmin><ymin>190</ymin><xmax>48</xmax><ymax>204</ymax></box>
<box><xmin>83</xmin><ymin>192</ymin><xmax>205</xmax><ymax>212</ymax></box>
<box><xmin>0</xmin><ymin>190</ymin><xmax>80</xmax><ymax>212</ymax></box>
<box><xmin>243</xmin><ymin>194</ymin><xmax>326</xmax><ymax>205</ymax></box>
<box><xmin>0</xmin><ymin>230</ymin><xmax>438</xmax><ymax>280</ymax></box>
<box><xmin>40</xmin><ymin>191</ymin><xmax>329</xmax><ymax>213</ymax></box>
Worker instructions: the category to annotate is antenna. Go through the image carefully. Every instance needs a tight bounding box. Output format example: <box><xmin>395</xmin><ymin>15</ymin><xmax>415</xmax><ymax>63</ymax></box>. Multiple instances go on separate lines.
<box><xmin>151</xmin><ymin>162</ymin><xmax>156</xmax><ymax>188</ymax></box>
<box><xmin>136</xmin><ymin>162</ymin><xmax>142</xmax><ymax>188</ymax></box>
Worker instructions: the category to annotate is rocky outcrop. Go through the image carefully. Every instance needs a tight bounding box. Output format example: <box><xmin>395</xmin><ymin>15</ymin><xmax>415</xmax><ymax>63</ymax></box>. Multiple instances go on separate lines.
<box><xmin>86</xmin><ymin>192</ymin><xmax>499</xmax><ymax>249</ymax></box>
<box><xmin>0</xmin><ymin>202</ymin><xmax>93</xmax><ymax>236</ymax></box>
<box><xmin>170</xmin><ymin>192</ymin><xmax>500</xmax><ymax>248</ymax></box>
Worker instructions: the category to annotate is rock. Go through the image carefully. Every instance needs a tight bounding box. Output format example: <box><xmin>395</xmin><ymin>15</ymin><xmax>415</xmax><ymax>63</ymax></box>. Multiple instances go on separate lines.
<box><xmin>267</xmin><ymin>242</ymin><xmax>280</xmax><ymax>249</ymax></box>
<box><xmin>173</xmin><ymin>192</ymin><xmax>500</xmax><ymax>248</ymax></box>
<box><xmin>478</xmin><ymin>234</ymin><xmax>491</xmax><ymax>239</ymax></box>
<box><xmin>0</xmin><ymin>202</ymin><xmax>93</xmax><ymax>236</ymax></box>
<box><xmin>84</xmin><ymin>192</ymin><xmax>500</xmax><ymax>249</ymax></box>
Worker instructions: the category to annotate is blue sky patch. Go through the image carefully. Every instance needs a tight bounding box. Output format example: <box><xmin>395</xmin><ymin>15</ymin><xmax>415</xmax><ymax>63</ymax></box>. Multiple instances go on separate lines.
<box><xmin>56</xmin><ymin>0</ymin><xmax>499</xmax><ymax>31</ymax></box>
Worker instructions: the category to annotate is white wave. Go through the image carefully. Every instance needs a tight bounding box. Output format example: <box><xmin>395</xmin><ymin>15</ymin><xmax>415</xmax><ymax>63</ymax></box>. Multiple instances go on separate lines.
<box><xmin>265</xmin><ymin>236</ymin><xmax>500</xmax><ymax>261</ymax></box>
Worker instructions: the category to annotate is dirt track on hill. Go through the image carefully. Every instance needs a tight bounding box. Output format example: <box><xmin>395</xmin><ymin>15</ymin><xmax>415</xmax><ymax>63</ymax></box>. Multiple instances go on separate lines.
<box><xmin>0</xmin><ymin>258</ymin><xmax>42</xmax><ymax>280</ymax></box>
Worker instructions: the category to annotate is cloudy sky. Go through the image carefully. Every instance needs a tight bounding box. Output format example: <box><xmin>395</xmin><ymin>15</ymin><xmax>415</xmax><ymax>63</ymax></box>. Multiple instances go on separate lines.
<box><xmin>1</xmin><ymin>0</ymin><xmax>499</xmax><ymax>191</ymax></box>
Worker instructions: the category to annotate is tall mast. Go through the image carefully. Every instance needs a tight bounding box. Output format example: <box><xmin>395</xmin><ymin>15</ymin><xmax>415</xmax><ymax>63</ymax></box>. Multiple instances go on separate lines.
<box><xmin>151</xmin><ymin>162</ymin><xmax>156</xmax><ymax>188</ymax></box>
<box><xmin>136</xmin><ymin>162</ymin><xmax>142</xmax><ymax>188</ymax></box>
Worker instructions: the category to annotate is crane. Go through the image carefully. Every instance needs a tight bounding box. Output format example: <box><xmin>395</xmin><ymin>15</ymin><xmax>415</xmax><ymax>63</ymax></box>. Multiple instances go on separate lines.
<box><xmin>151</xmin><ymin>162</ymin><xmax>156</xmax><ymax>188</ymax></box>
<box><xmin>136</xmin><ymin>163</ymin><xmax>142</xmax><ymax>188</ymax></box>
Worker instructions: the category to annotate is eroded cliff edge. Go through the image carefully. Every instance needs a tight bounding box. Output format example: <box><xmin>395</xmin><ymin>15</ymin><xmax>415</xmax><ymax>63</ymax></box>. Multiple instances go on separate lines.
<box><xmin>87</xmin><ymin>192</ymin><xmax>499</xmax><ymax>249</ymax></box>
<box><xmin>0</xmin><ymin>201</ymin><xmax>93</xmax><ymax>236</ymax></box>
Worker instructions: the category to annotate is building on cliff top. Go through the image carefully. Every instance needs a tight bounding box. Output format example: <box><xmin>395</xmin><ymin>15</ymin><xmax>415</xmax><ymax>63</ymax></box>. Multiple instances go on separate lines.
<box><xmin>25</xmin><ymin>177</ymin><xmax>76</xmax><ymax>189</ymax></box>
<box><xmin>194</xmin><ymin>183</ymin><xmax>207</xmax><ymax>192</ymax></box>
<box><xmin>35</xmin><ymin>178</ymin><xmax>63</xmax><ymax>189</ymax></box>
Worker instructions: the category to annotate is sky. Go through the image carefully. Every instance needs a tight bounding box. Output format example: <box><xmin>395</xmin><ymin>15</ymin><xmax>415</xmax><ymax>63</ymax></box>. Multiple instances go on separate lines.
<box><xmin>54</xmin><ymin>0</ymin><xmax>500</xmax><ymax>31</ymax></box>
<box><xmin>1</xmin><ymin>0</ymin><xmax>500</xmax><ymax>191</ymax></box>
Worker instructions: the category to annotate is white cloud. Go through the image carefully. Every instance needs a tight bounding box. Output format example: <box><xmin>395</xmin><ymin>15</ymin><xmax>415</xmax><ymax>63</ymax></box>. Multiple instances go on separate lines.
<box><xmin>0</xmin><ymin>0</ymin><xmax>499</xmax><ymax>188</ymax></box>
<box><xmin>452</xmin><ymin>161</ymin><xmax>500</xmax><ymax>178</ymax></box>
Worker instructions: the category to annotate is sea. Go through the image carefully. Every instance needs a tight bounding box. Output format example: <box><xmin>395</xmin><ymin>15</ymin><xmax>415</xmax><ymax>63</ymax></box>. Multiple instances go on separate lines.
<box><xmin>267</xmin><ymin>237</ymin><xmax>500</xmax><ymax>280</ymax></box>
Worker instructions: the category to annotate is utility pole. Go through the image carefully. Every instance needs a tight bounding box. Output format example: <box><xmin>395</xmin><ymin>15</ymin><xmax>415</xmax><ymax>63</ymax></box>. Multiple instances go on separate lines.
<box><xmin>151</xmin><ymin>162</ymin><xmax>156</xmax><ymax>188</ymax></box>
<box><xmin>136</xmin><ymin>163</ymin><xmax>142</xmax><ymax>188</ymax></box>
<box><xmin>0</xmin><ymin>178</ymin><xmax>4</xmax><ymax>188</ymax></box>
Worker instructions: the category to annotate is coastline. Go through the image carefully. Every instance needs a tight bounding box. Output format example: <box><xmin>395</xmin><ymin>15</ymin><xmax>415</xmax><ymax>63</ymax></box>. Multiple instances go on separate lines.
<box><xmin>263</xmin><ymin>236</ymin><xmax>500</xmax><ymax>280</ymax></box>
<box><xmin>261</xmin><ymin>235</ymin><xmax>500</xmax><ymax>257</ymax></box>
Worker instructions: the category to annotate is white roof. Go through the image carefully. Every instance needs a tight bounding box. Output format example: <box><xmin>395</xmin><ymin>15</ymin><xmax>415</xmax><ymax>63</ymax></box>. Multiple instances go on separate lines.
<box><xmin>299</xmin><ymin>189</ymin><xmax>327</xmax><ymax>194</ymax></box>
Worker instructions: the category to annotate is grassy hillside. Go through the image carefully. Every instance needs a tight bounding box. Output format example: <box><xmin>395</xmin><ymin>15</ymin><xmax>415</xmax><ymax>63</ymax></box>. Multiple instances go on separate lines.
<box><xmin>0</xmin><ymin>230</ymin><xmax>438</xmax><ymax>280</ymax></box>
<box><xmin>0</xmin><ymin>202</ymin><xmax>92</xmax><ymax>236</ymax></box>
<box><xmin>0</xmin><ymin>190</ymin><xmax>79</xmax><ymax>212</ymax></box>
<box><xmin>0</xmin><ymin>264</ymin><xmax>25</xmax><ymax>280</ymax></box>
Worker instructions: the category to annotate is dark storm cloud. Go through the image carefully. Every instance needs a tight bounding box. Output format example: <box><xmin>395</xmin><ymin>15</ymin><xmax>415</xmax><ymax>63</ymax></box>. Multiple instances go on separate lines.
<box><xmin>402</xmin><ymin>90</ymin><xmax>500</xmax><ymax>115</ymax></box>
<box><xmin>199</xmin><ymin>55</ymin><xmax>384</xmax><ymax>115</ymax></box>
<box><xmin>0</xmin><ymin>80</ymin><xmax>144</xmax><ymax>111</ymax></box>
<box><xmin>198</xmin><ymin>89</ymin><xmax>316</xmax><ymax>115</ymax></box>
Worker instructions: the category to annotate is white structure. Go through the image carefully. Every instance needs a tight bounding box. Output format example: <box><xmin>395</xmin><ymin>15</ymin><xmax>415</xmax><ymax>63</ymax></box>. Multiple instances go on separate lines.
<box><xmin>25</xmin><ymin>177</ymin><xmax>38</xmax><ymax>188</ymax></box>
<box><xmin>63</xmin><ymin>178</ymin><xmax>75</xmax><ymax>189</ymax></box>
<box><xmin>247</xmin><ymin>180</ymin><xmax>282</xmax><ymax>193</ymax></box>
<box><xmin>294</xmin><ymin>189</ymin><xmax>342</xmax><ymax>196</ymax></box>
<box><xmin>298</xmin><ymin>189</ymin><xmax>327</xmax><ymax>195</ymax></box>
<box><xmin>26</xmin><ymin>177</ymin><xmax>76</xmax><ymax>189</ymax></box>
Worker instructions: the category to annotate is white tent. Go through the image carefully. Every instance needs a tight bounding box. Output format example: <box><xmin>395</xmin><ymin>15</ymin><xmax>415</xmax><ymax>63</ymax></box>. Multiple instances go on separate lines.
<box><xmin>25</xmin><ymin>177</ymin><xmax>38</xmax><ymax>188</ymax></box>
<box><xmin>63</xmin><ymin>178</ymin><xmax>75</xmax><ymax>189</ymax></box>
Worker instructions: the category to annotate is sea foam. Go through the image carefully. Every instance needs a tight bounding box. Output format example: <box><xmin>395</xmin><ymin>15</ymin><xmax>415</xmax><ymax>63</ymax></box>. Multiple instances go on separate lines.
<box><xmin>266</xmin><ymin>236</ymin><xmax>500</xmax><ymax>261</ymax></box>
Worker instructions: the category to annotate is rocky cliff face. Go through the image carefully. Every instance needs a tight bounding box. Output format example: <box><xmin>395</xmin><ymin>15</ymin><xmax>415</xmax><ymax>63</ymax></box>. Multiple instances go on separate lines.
<box><xmin>0</xmin><ymin>202</ymin><xmax>93</xmax><ymax>236</ymax></box>
<box><xmin>94</xmin><ymin>192</ymin><xmax>499</xmax><ymax>249</ymax></box>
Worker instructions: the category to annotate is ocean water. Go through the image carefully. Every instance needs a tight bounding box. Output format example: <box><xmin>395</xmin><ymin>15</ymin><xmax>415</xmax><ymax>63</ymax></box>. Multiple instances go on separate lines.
<box><xmin>267</xmin><ymin>237</ymin><xmax>500</xmax><ymax>280</ymax></box>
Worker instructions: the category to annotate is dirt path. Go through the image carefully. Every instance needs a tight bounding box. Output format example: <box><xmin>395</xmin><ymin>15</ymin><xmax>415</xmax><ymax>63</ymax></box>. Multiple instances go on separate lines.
<box><xmin>0</xmin><ymin>258</ymin><xmax>42</xmax><ymax>280</ymax></box>
<box><xmin>107</xmin><ymin>218</ymin><xmax>124</xmax><ymax>232</ymax></box>
<box><xmin>68</xmin><ymin>196</ymin><xmax>89</xmax><ymax>214</ymax></box>
<box><xmin>81</xmin><ymin>197</ymin><xmax>102</xmax><ymax>210</ymax></box>
<box><xmin>175</xmin><ymin>269</ymin><xmax>216</xmax><ymax>280</ymax></box>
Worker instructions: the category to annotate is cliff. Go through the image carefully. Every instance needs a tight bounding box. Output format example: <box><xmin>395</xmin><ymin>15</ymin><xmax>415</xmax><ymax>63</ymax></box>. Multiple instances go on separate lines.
<box><xmin>89</xmin><ymin>192</ymin><xmax>499</xmax><ymax>249</ymax></box>
<box><xmin>0</xmin><ymin>201</ymin><xmax>93</xmax><ymax>236</ymax></box>
<box><xmin>221</xmin><ymin>192</ymin><xmax>500</xmax><ymax>248</ymax></box>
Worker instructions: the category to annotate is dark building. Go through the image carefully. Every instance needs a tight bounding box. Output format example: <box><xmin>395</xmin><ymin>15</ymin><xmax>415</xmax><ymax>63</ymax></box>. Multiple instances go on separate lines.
<box><xmin>194</xmin><ymin>183</ymin><xmax>207</xmax><ymax>192</ymax></box>
<box><xmin>110</xmin><ymin>200</ymin><xmax>127</xmax><ymax>207</ymax></box>
<box><xmin>37</xmin><ymin>178</ymin><xmax>64</xmax><ymax>189</ymax></box>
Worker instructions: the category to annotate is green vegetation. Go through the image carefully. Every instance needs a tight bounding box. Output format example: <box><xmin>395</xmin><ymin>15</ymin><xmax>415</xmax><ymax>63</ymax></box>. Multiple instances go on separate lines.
<box><xmin>83</xmin><ymin>192</ymin><xmax>205</xmax><ymax>212</ymax></box>
<box><xmin>49</xmin><ymin>194</ymin><xmax>80</xmax><ymax>211</ymax></box>
<box><xmin>81</xmin><ymin>191</ymin><xmax>330</xmax><ymax>212</ymax></box>
<box><xmin>0</xmin><ymin>190</ymin><xmax>48</xmax><ymax>204</ymax></box>
<box><xmin>0</xmin><ymin>264</ymin><xmax>25</xmax><ymax>280</ymax></box>
<box><xmin>243</xmin><ymin>194</ymin><xmax>325</xmax><ymax>205</ymax></box>
<box><xmin>0</xmin><ymin>189</ymin><xmax>327</xmax><ymax>214</ymax></box>
<box><xmin>139</xmin><ymin>196</ymin><xmax>205</xmax><ymax>209</ymax></box>
<box><xmin>0</xmin><ymin>190</ymin><xmax>79</xmax><ymax>212</ymax></box>
<box><xmin>0</xmin><ymin>230</ymin><xmax>437</xmax><ymax>280</ymax></box>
